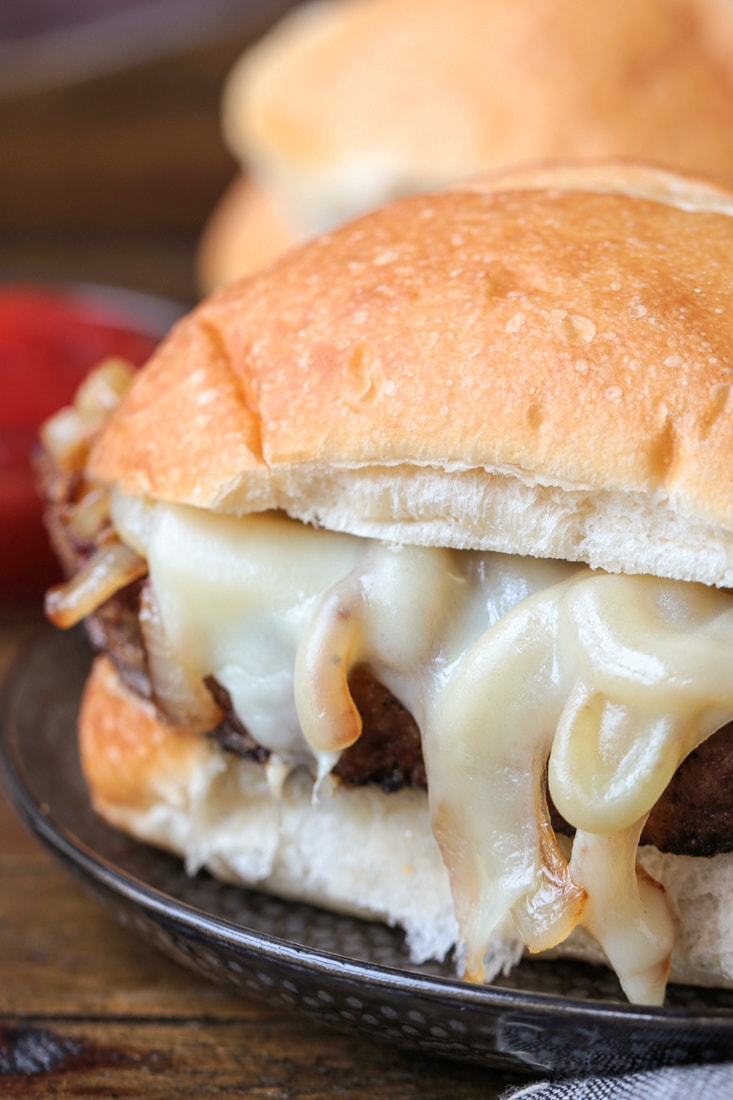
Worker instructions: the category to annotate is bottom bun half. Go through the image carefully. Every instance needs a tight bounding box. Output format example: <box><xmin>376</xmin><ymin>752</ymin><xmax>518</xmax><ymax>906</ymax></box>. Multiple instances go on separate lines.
<box><xmin>80</xmin><ymin>654</ymin><xmax>733</xmax><ymax>992</ymax></box>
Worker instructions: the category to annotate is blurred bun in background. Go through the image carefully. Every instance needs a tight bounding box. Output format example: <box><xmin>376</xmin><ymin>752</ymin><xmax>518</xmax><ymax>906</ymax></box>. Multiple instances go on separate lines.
<box><xmin>198</xmin><ymin>0</ymin><xmax>733</xmax><ymax>291</ymax></box>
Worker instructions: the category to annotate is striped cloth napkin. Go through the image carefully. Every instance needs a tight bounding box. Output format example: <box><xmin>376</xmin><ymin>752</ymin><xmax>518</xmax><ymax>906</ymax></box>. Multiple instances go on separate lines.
<box><xmin>501</xmin><ymin>1062</ymin><xmax>733</xmax><ymax>1099</ymax></box>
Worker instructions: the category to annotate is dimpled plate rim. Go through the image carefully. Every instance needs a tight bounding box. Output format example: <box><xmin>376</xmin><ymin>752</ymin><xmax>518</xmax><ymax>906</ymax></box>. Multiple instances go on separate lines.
<box><xmin>1</xmin><ymin>625</ymin><xmax>733</xmax><ymax>1078</ymax></box>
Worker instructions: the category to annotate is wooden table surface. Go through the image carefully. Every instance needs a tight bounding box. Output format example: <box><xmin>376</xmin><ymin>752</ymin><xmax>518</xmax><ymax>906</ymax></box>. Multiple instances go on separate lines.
<box><xmin>0</xmin><ymin>6</ymin><xmax>527</xmax><ymax>1095</ymax></box>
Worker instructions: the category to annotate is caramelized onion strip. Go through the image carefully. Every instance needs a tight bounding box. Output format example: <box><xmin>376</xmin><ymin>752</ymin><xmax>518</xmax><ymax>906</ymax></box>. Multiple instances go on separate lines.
<box><xmin>139</xmin><ymin>585</ymin><xmax>221</xmax><ymax>729</ymax></box>
<box><xmin>67</xmin><ymin>487</ymin><xmax>111</xmax><ymax>541</ymax></box>
<box><xmin>511</xmin><ymin>767</ymin><xmax>586</xmax><ymax>954</ymax></box>
<box><xmin>294</xmin><ymin>583</ymin><xmax>364</xmax><ymax>753</ymax></box>
<box><xmin>45</xmin><ymin>542</ymin><xmax>147</xmax><ymax>628</ymax></box>
<box><xmin>40</xmin><ymin>358</ymin><xmax>135</xmax><ymax>472</ymax></box>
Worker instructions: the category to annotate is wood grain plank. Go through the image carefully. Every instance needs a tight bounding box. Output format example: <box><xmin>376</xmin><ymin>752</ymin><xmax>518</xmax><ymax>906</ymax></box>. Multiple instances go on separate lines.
<box><xmin>0</xmin><ymin>20</ymin><xmax>291</xmax><ymax>237</ymax></box>
<box><xmin>0</xmin><ymin>855</ymin><xmax>254</xmax><ymax>1018</ymax></box>
<box><xmin>0</xmin><ymin>1017</ymin><xmax>519</xmax><ymax>1098</ymax></box>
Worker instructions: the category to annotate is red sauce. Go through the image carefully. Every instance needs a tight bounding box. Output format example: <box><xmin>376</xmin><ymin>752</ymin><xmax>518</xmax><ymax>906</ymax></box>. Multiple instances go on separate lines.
<box><xmin>0</xmin><ymin>285</ymin><xmax>168</xmax><ymax>600</ymax></box>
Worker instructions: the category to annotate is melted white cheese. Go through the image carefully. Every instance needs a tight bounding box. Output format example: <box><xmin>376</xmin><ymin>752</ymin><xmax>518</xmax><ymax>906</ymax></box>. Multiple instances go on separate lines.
<box><xmin>111</xmin><ymin>491</ymin><xmax>733</xmax><ymax>1005</ymax></box>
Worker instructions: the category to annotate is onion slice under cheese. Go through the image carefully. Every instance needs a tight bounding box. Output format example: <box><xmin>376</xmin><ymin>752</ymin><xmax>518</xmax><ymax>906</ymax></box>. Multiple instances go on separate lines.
<box><xmin>45</xmin><ymin>540</ymin><xmax>147</xmax><ymax>629</ymax></box>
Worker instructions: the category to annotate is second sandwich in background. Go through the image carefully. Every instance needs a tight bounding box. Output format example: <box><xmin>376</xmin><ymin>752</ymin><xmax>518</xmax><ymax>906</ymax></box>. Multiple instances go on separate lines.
<box><xmin>198</xmin><ymin>0</ymin><xmax>733</xmax><ymax>291</ymax></box>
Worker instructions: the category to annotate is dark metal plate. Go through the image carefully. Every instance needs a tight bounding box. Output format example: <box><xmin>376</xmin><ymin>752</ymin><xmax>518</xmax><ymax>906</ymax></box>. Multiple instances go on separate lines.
<box><xmin>2</xmin><ymin>626</ymin><xmax>732</xmax><ymax>1077</ymax></box>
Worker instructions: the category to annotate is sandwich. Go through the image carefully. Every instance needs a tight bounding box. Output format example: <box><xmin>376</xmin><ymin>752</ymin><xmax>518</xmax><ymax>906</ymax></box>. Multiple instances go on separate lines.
<box><xmin>39</xmin><ymin>163</ymin><xmax>733</xmax><ymax>1006</ymax></box>
<box><xmin>198</xmin><ymin>0</ymin><xmax>733</xmax><ymax>290</ymax></box>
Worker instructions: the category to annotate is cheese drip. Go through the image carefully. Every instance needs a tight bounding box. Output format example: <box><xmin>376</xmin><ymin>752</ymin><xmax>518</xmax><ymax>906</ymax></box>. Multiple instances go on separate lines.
<box><xmin>427</xmin><ymin>573</ymin><xmax>733</xmax><ymax>1000</ymax></box>
<box><xmin>112</xmin><ymin>494</ymin><xmax>733</xmax><ymax>1004</ymax></box>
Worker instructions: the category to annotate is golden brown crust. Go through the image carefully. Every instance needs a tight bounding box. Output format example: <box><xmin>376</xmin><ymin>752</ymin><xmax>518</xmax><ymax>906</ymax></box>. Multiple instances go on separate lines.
<box><xmin>88</xmin><ymin>303</ymin><xmax>271</xmax><ymax>509</ymax></box>
<box><xmin>79</xmin><ymin>655</ymin><xmax>205</xmax><ymax>815</ymax></box>
<box><xmin>196</xmin><ymin>174</ymin><xmax>300</xmax><ymax>292</ymax></box>
<box><xmin>90</xmin><ymin>167</ymin><xmax>733</xmax><ymax>584</ymax></box>
<box><xmin>225</xmin><ymin>0</ymin><xmax>733</xmax><ymax>190</ymax></box>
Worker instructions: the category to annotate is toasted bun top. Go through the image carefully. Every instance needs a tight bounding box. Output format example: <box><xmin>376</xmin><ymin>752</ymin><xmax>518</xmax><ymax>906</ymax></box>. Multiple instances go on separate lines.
<box><xmin>223</xmin><ymin>0</ymin><xmax>733</xmax><ymax>229</ymax></box>
<box><xmin>89</xmin><ymin>164</ymin><xmax>733</xmax><ymax>586</ymax></box>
